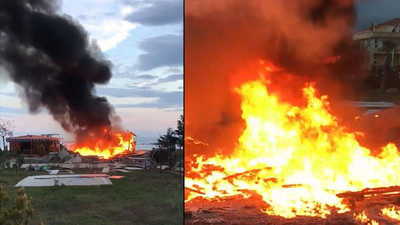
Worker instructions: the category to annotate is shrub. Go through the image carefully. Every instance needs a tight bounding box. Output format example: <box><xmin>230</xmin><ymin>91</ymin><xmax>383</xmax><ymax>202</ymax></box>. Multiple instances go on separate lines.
<box><xmin>0</xmin><ymin>186</ymin><xmax>43</xmax><ymax>225</ymax></box>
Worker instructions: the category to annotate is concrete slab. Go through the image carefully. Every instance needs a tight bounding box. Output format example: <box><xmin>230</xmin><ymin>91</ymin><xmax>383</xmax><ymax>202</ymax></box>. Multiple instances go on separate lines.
<box><xmin>101</xmin><ymin>167</ymin><xmax>110</xmax><ymax>173</ymax></box>
<box><xmin>125</xmin><ymin>167</ymin><xmax>143</xmax><ymax>171</ymax></box>
<box><xmin>15</xmin><ymin>174</ymin><xmax>112</xmax><ymax>187</ymax></box>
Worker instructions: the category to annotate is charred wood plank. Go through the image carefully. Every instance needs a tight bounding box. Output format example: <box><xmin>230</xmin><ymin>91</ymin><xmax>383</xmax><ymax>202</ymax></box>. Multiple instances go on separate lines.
<box><xmin>185</xmin><ymin>187</ymin><xmax>206</xmax><ymax>195</ymax></box>
<box><xmin>282</xmin><ymin>184</ymin><xmax>307</xmax><ymax>188</ymax></box>
<box><xmin>222</xmin><ymin>167</ymin><xmax>272</xmax><ymax>181</ymax></box>
<box><xmin>337</xmin><ymin>185</ymin><xmax>400</xmax><ymax>199</ymax></box>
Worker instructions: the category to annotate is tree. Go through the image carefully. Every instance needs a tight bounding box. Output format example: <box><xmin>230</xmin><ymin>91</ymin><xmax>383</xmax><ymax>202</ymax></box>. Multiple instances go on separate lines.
<box><xmin>174</xmin><ymin>115</ymin><xmax>184</xmax><ymax>175</ymax></box>
<box><xmin>153</xmin><ymin>116</ymin><xmax>184</xmax><ymax>172</ymax></box>
<box><xmin>0</xmin><ymin>120</ymin><xmax>14</xmax><ymax>151</ymax></box>
<box><xmin>0</xmin><ymin>187</ymin><xmax>43</xmax><ymax>225</ymax></box>
<box><xmin>175</xmin><ymin>115</ymin><xmax>184</xmax><ymax>150</ymax></box>
<box><xmin>156</xmin><ymin>127</ymin><xmax>178</xmax><ymax>151</ymax></box>
<box><xmin>153</xmin><ymin>126</ymin><xmax>178</xmax><ymax>168</ymax></box>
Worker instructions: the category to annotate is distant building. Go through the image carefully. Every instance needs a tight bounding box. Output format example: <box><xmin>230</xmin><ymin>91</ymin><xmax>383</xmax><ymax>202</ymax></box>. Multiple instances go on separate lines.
<box><xmin>6</xmin><ymin>135</ymin><xmax>60</xmax><ymax>156</ymax></box>
<box><xmin>353</xmin><ymin>18</ymin><xmax>400</xmax><ymax>74</ymax></box>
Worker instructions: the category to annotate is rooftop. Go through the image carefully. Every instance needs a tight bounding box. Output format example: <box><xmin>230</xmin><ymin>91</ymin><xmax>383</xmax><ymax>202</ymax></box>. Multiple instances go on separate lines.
<box><xmin>380</xmin><ymin>18</ymin><xmax>400</xmax><ymax>26</ymax></box>
<box><xmin>355</xmin><ymin>18</ymin><xmax>400</xmax><ymax>33</ymax></box>
<box><xmin>7</xmin><ymin>135</ymin><xmax>59</xmax><ymax>142</ymax></box>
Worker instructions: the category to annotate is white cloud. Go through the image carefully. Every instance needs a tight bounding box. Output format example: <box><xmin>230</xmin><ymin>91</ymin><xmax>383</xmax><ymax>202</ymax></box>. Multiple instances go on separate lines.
<box><xmin>98</xmin><ymin>77</ymin><xmax>136</xmax><ymax>89</ymax></box>
<box><xmin>104</xmin><ymin>95</ymin><xmax>157</xmax><ymax>105</ymax></box>
<box><xmin>0</xmin><ymin>95</ymin><xmax>24</xmax><ymax>109</ymax></box>
<box><xmin>61</xmin><ymin>0</ymin><xmax>137</xmax><ymax>51</ymax></box>
<box><xmin>84</xmin><ymin>19</ymin><xmax>136</xmax><ymax>51</ymax></box>
<box><xmin>121</xmin><ymin>5</ymin><xmax>135</xmax><ymax>17</ymax></box>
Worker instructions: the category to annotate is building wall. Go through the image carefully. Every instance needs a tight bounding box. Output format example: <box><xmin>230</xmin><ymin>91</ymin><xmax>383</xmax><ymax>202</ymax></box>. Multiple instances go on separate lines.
<box><xmin>9</xmin><ymin>140</ymin><xmax>59</xmax><ymax>156</ymax></box>
<box><xmin>354</xmin><ymin>27</ymin><xmax>400</xmax><ymax>71</ymax></box>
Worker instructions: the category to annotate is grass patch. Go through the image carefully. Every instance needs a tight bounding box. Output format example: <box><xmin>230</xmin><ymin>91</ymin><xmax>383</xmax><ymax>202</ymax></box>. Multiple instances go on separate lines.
<box><xmin>0</xmin><ymin>169</ymin><xmax>183</xmax><ymax>225</ymax></box>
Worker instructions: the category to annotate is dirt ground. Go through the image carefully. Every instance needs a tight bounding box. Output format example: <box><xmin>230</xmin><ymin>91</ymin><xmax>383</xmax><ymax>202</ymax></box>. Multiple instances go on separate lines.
<box><xmin>185</xmin><ymin>195</ymin><xmax>400</xmax><ymax>225</ymax></box>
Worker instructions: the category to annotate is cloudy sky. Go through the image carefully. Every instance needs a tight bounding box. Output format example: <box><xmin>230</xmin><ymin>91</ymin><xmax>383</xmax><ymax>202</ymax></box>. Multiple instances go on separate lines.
<box><xmin>0</xmin><ymin>0</ymin><xmax>183</xmax><ymax>142</ymax></box>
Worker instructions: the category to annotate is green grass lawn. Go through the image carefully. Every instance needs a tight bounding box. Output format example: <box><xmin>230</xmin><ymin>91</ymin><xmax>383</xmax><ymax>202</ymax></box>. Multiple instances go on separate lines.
<box><xmin>0</xmin><ymin>169</ymin><xmax>183</xmax><ymax>225</ymax></box>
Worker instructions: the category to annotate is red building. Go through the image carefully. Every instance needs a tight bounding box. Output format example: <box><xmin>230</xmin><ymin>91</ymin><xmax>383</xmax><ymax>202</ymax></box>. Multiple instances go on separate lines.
<box><xmin>6</xmin><ymin>135</ymin><xmax>60</xmax><ymax>156</ymax></box>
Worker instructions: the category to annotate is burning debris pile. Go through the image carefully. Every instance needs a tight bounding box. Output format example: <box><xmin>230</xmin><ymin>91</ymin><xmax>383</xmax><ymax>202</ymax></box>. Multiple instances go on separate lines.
<box><xmin>71</xmin><ymin>129</ymin><xmax>136</xmax><ymax>160</ymax></box>
<box><xmin>185</xmin><ymin>0</ymin><xmax>400</xmax><ymax>224</ymax></box>
<box><xmin>186</xmin><ymin>64</ymin><xmax>400</xmax><ymax>223</ymax></box>
<box><xmin>0</xmin><ymin>0</ymin><xmax>135</xmax><ymax>159</ymax></box>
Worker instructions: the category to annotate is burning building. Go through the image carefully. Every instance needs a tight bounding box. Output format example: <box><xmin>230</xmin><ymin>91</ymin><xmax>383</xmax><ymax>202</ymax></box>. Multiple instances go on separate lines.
<box><xmin>185</xmin><ymin>0</ymin><xmax>400</xmax><ymax>224</ymax></box>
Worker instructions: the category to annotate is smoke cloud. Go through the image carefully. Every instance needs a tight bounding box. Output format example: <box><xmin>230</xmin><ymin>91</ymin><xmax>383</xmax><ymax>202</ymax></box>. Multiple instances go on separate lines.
<box><xmin>185</xmin><ymin>0</ymin><xmax>364</xmax><ymax>156</ymax></box>
<box><xmin>0</xmin><ymin>0</ymin><xmax>119</xmax><ymax>142</ymax></box>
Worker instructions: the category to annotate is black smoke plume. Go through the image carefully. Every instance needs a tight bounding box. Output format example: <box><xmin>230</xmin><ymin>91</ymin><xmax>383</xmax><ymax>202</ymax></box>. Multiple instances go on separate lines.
<box><xmin>0</xmin><ymin>0</ymin><xmax>118</xmax><ymax>141</ymax></box>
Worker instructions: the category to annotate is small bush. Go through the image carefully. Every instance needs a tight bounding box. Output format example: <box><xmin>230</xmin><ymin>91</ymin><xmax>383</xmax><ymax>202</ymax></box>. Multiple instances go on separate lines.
<box><xmin>0</xmin><ymin>185</ymin><xmax>43</xmax><ymax>225</ymax></box>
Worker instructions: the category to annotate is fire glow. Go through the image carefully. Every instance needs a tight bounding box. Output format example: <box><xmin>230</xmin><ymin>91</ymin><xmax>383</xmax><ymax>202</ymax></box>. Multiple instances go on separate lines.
<box><xmin>381</xmin><ymin>206</ymin><xmax>400</xmax><ymax>221</ymax></box>
<box><xmin>70</xmin><ymin>129</ymin><xmax>135</xmax><ymax>160</ymax></box>
<box><xmin>185</xmin><ymin>63</ymin><xmax>400</xmax><ymax>219</ymax></box>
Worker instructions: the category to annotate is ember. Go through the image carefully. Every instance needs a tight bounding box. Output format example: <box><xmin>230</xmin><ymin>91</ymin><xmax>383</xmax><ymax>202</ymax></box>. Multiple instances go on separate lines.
<box><xmin>70</xmin><ymin>129</ymin><xmax>135</xmax><ymax>160</ymax></box>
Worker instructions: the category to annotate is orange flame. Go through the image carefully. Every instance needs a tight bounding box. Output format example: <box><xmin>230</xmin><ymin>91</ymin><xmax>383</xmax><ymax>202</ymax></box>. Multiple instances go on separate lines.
<box><xmin>71</xmin><ymin>129</ymin><xmax>135</xmax><ymax>159</ymax></box>
<box><xmin>185</xmin><ymin>63</ymin><xmax>400</xmax><ymax>218</ymax></box>
<box><xmin>354</xmin><ymin>211</ymin><xmax>369</xmax><ymax>223</ymax></box>
<box><xmin>381</xmin><ymin>206</ymin><xmax>400</xmax><ymax>221</ymax></box>
<box><xmin>186</xmin><ymin>136</ymin><xmax>209</xmax><ymax>146</ymax></box>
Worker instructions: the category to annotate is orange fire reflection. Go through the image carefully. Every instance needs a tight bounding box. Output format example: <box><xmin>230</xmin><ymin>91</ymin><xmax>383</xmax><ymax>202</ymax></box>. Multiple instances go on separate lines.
<box><xmin>71</xmin><ymin>129</ymin><xmax>135</xmax><ymax>159</ymax></box>
<box><xmin>185</xmin><ymin>63</ymin><xmax>400</xmax><ymax>218</ymax></box>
